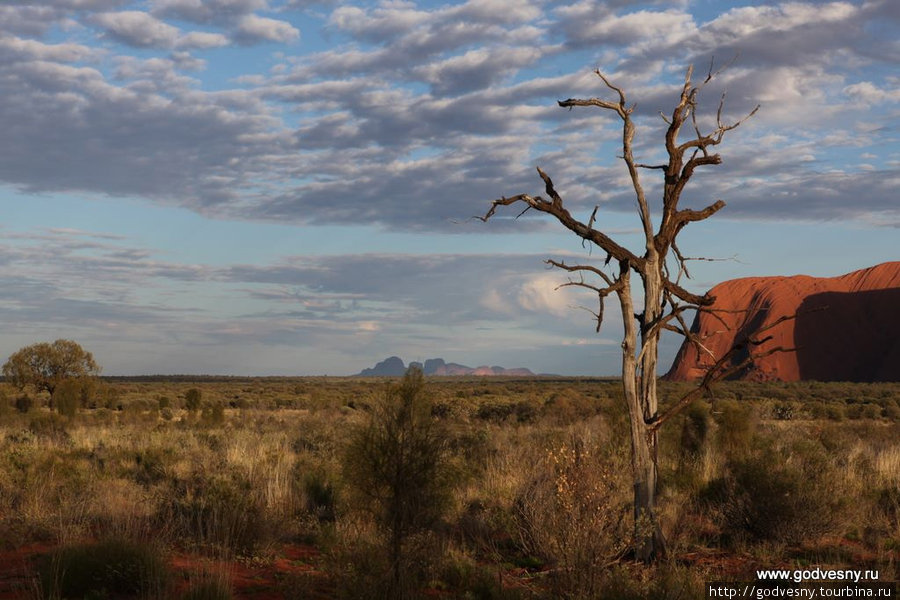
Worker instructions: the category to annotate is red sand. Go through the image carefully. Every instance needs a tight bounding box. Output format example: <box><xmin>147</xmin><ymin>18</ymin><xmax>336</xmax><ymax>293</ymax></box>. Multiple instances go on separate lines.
<box><xmin>0</xmin><ymin>542</ymin><xmax>330</xmax><ymax>600</ymax></box>
<box><xmin>666</xmin><ymin>262</ymin><xmax>900</xmax><ymax>382</ymax></box>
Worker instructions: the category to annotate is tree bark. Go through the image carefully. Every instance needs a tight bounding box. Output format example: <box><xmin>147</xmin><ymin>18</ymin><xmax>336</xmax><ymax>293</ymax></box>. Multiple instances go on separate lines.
<box><xmin>620</xmin><ymin>260</ymin><xmax>666</xmax><ymax>561</ymax></box>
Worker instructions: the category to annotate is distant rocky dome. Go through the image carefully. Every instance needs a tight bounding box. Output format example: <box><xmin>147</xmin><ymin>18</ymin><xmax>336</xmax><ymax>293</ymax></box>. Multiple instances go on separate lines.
<box><xmin>358</xmin><ymin>356</ymin><xmax>534</xmax><ymax>377</ymax></box>
<box><xmin>666</xmin><ymin>262</ymin><xmax>900</xmax><ymax>382</ymax></box>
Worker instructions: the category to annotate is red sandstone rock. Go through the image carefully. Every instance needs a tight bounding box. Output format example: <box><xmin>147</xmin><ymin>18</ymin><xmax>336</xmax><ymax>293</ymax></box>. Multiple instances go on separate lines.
<box><xmin>666</xmin><ymin>262</ymin><xmax>900</xmax><ymax>382</ymax></box>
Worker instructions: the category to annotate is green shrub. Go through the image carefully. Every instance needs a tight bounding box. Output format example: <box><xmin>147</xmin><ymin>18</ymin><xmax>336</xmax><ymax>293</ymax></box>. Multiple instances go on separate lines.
<box><xmin>713</xmin><ymin>399</ymin><xmax>755</xmax><ymax>455</ymax></box>
<box><xmin>343</xmin><ymin>366</ymin><xmax>455</xmax><ymax>598</ymax></box>
<box><xmin>209</xmin><ymin>402</ymin><xmax>226</xmax><ymax>425</ymax></box>
<box><xmin>52</xmin><ymin>378</ymin><xmax>82</xmax><ymax>418</ymax></box>
<box><xmin>134</xmin><ymin>447</ymin><xmax>174</xmax><ymax>486</ymax></box>
<box><xmin>475</xmin><ymin>402</ymin><xmax>515</xmax><ymax>422</ymax></box>
<box><xmin>38</xmin><ymin>538</ymin><xmax>168</xmax><ymax>599</ymax></box>
<box><xmin>28</xmin><ymin>412</ymin><xmax>69</xmax><ymax>441</ymax></box>
<box><xmin>14</xmin><ymin>394</ymin><xmax>32</xmax><ymax>413</ymax></box>
<box><xmin>513</xmin><ymin>399</ymin><xmax>540</xmax><ymax>423</ymax></box>
<box><xmin>772</xmin><ymin>401</ymin><xmax>796</xmax><ymax>420</ymax></box>
<box><xmin>160</xmin><ymin>471</ymin><xmax>271</xmax><ymax>555</ymax></box>
<box><xmin>302</xmin><ymin>470</ymin><xmax>337</xmax><ymax>522</ymax></box>
<box><xmin>679</xmin><ymin>400</ymin><xmax>710</xmax><ymax>459</ymax></box>
<box><xmin>882</xmin><ymin>403</ymin><xmax>900</xmax><ymax>420</ymax></box>
<box><xmin>709</xmin><ymin>440</ymin><xmax>846</xmax><ymax>543</ymax></box>
<box><xmin>185</xmin><ymin>388</ymin><xmax>202</xmax><ymax>412</ymax></box>
<box><xmin>826</xmin><ymin>404</ymin><xmax>845</xmax><ymax>421</ymax></box>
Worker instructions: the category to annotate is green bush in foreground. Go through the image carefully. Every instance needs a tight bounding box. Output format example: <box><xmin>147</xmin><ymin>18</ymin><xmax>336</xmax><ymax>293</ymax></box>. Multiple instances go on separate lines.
<box><xmin>343</xmin><ymin>366</ymin><xmax>455</xmax><ymax>598</ymax></box>
<box><xmin>39</xmin><ymin>538</ymin><xmax>168</xmax><ymax>599</ymax></box>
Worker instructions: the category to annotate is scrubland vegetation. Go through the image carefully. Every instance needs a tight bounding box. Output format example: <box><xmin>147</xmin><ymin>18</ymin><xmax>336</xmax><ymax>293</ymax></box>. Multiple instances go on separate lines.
<box><xmin>0</xmin><ymin>374</ymin><xmax>898</xmax><ymax>599</ymax></box>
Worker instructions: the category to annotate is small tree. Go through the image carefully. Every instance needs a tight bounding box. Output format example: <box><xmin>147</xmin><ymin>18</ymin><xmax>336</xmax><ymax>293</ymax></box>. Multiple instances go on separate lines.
<box><xmin>3</xmin><ymin>339</ymin><xmax>100</xmax><ymax>402</ymax></box>
<box><xmin>343</xmin><ymin>366</ymin><xmax>454</xmax><ymax>598</ymax></box>
<box><xmin>479</xmin><ymin>65</ymin><xmax>779</xmax><ymax>561</ymax></box>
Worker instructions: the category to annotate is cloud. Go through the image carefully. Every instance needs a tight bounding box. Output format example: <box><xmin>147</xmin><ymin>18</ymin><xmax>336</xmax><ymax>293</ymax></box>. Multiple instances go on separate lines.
<box><xmin>233</xmin><ymin>14</ymin><xmax>300</xmax><ymax>44</ymax></box>
<box><xmin>92</xmin><ymin>10</ymin><xmax>231</xmax><ymax>49</ymax></box>
<box><xmin>559</xmin><ymin>7</ymin><xmax>697</xmax><ymax>50</ymax></box>
<box><xmin>0</xmin><ymin>0</ymin><xmax>896</xmax><ymax>234</ymax></box>
<box><xmin>844</xmin><ymin>81</ymin><xmax>900</xmax><ymax>105</ymax></box>
<box><xmin>515</xmin><ymin>273</ymin><xmax>573</xmax><ymax>317</ymax></box>
<box><xmin>93</xmin><ymin>10</ymin><xmax>182</xmax><ymax>48</ymax></box>
<box><xmin>412</xmin><ymin>46</ymin><xmax>544</xmax><ymax>95</ymax></box>
<box><xmin>151</xmin><ymin>0</ymin><xmax>268</xmax><ymax>25</ymax></box>
<box><xmin>176</xmin><ymin>31</ymin><xmax>229</xmax><ymax>49</ymax></box>
<box><xmin>150</xmin><ymin>0</ymin><xmax>297</xmax><ymax>47</ymax></box>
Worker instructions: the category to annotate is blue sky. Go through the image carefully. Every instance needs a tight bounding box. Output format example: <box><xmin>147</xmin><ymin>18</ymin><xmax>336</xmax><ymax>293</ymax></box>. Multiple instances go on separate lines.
<box><xmin>0</xmin><ymin>0</ymin><xmax>897</xmax><ymax>376</ymax></box>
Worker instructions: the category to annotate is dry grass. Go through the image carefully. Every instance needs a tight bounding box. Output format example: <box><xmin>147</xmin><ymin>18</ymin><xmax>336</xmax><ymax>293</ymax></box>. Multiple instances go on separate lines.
<box><xmin>0</xmin><ymin>377</ymin><xmax>898</xmax><ymax>599</ymax></box>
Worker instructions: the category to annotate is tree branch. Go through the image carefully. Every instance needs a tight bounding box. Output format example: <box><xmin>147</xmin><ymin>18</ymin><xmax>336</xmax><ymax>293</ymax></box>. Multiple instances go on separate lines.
<box><xmin>478</xmin><ymin>168</ymin><xmax>645</xmax><ymax>269</ymax></box>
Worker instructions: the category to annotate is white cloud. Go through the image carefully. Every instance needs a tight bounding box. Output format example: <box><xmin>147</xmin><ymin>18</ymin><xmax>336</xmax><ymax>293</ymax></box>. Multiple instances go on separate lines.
<box><xmin>452</xmin><ymin>0</ymin><xmax>541</xmax><ymax>24</ymax></box>
<box><xmin>177</xmin><ymin>31</ymin><xmax>229</xmax><ymax>49</ymax></box>
<box><xmin>843</xmin><ymin>81</ymin><xmax>900</xmax><ymax>105</ymax></box>
<box><xmin>93</xmin><ymin>10</ymin><xmax>231</xmax><ymax>50</ymax></box>
<box><xmin>0</xmin><ymin>35</ymin><xmax>97</xmax><ymax>63</ymax></box>
<box><xmin>93</xmin><ymin>10</ymin><xmax>182</xmax><ymax>48</ymax></box>
<box><xmin>707</xmin><ymin>2</ymin><xmax>857</xmax><ymax>37</ymax></box>
<box><xmin>413</xmin><ymin>45</ymin><xmax>544</xmax><ymax>95</ymax></box>
<box><xmin>152</xmin><ymin>0</ymin><xmax>268</xmax><ymax>24</ymax></box>
<box><xmin>567</xmin><ymin>8</ymin><xmax>696</xmax><ymax>49</ymax></box>
<box><xmin>234</xmin><ymin>14</ymin><xmax>299</xmax><ymax>44</ymax></box>
<box><xmin>329</xmin><ymin>3</ymin><xmax>430</xmax><ymax>40</ymax></box>
<box><xmin>516</xmin><ymin>273</ymin><xmax>572</xmax><ymax>317</ymax></box>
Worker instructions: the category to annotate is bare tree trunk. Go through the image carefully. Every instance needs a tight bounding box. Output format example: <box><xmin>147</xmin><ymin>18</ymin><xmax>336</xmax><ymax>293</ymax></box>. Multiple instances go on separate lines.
<box><xmin>639</xmin><ymin>257</ymin><xmax>666</xmax><ymax>561</ymax></box>
<box><xmin>620</xmin><ymin>262</ymin><xmax>665</xmax><ymax>562</ymax></box>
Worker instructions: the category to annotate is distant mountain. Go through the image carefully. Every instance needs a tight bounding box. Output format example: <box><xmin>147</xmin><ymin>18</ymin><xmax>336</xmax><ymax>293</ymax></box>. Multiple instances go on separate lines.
<box><xmin>358</xmin><ymin>356</ymin><xmax>406</xmax><ymax>377</ymax></box>
<box><xmin>357</xmin><ymin>356</ymin><xmax>534</xmax><ymax>377</ymax></box>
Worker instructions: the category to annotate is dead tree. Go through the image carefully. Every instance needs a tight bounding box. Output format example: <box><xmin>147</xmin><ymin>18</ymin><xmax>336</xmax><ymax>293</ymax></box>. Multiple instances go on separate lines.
<box><xmin>479</xmin><ymin>64</ymin><xmax>759</xmax><ymax>562</ymax></box>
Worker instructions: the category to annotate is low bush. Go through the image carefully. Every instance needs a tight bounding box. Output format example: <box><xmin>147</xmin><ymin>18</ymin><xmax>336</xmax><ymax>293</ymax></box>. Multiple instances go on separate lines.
<box><xmin>185</xmin><ymin>388</ymin><xmax>202</xmax><ymax>412</ymax></box>
<box><xmin>713</xmin><ymin>399</ymin><xmax>755</xmax><ymax>455</ymax></box>
<box><xmin>706</xmin><ymin>439</ymin><xmax>847</xmax><ymax>544</ymax></box>
<box><xmin>159</xmin><ymin>471</ymin><xmax>272</xmax><ymax>555</ymax></box>
<box><xmin>679</xmin><ymin>400</ymin><xmax>710</xmax><ymax>460</ymax></box>
<box><xmin>302</xmin><ymin>469</ymin><xmax>337</xmax><ymax>522</ymax></box>
<box><xmin>28</xmin><ymin>413</ymin><xmax>69</xmax><ymax>442</ymax></box>
<box><xmin>38</xmin><ymin>538</ymin><xmax>168</xmax><ymax>599</ymax></box>
<box><xmin>515</xmin><ymin>431</ymin><xmax>629</xmax><ymax>599</ymax></box>
<box><xmin>52</xmin><ymin>379</ymin><xmax>82</xmax><ymax>418</ymax></box>
<box><xmin>14</xmin><ymin>394</ymin><xmax>33</xmax><ymax>413</ymax></box>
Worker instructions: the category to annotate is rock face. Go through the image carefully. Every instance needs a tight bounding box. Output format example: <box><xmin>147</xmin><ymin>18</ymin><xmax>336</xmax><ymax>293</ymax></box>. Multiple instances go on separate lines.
<box><xmin>666</xmin><ymin>262</ymin><xmax>900</xmax><ymax>382</ymax></box>
<box><xmin>357</xmin><ymin>357</ymin><xmax>535</xmax><ymax>377</ymax></box>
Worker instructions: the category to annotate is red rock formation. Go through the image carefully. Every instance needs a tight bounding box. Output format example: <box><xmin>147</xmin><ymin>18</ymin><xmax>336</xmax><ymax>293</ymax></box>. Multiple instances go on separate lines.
<box><xmin>666</xmin><ymin>262</ymin><xmax>900</xmax><ymax>382</ymax></box>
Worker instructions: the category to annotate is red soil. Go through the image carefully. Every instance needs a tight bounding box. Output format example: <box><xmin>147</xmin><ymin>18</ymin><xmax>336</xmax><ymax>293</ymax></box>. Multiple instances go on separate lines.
<box><xmin>0</xmin><ymin>542</ymin><xmax>331</xmax><ymax>600</ymax></box>
<box><xmin>1</xmin><ymin>539</ymin><xmax>891</xmax><ymax>598</ymax></box>
<box><xmin>666</xmin><ymin>262</ymin><xmax>900</xmax><ymax>382</ymax></box>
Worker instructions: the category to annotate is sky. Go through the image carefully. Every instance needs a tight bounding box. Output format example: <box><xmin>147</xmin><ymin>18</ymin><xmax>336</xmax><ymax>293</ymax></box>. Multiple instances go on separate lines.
<box><xmin>0</xmin><ymin>0</ymin><xmax>897</xmax><ymax>376</ymax></box>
